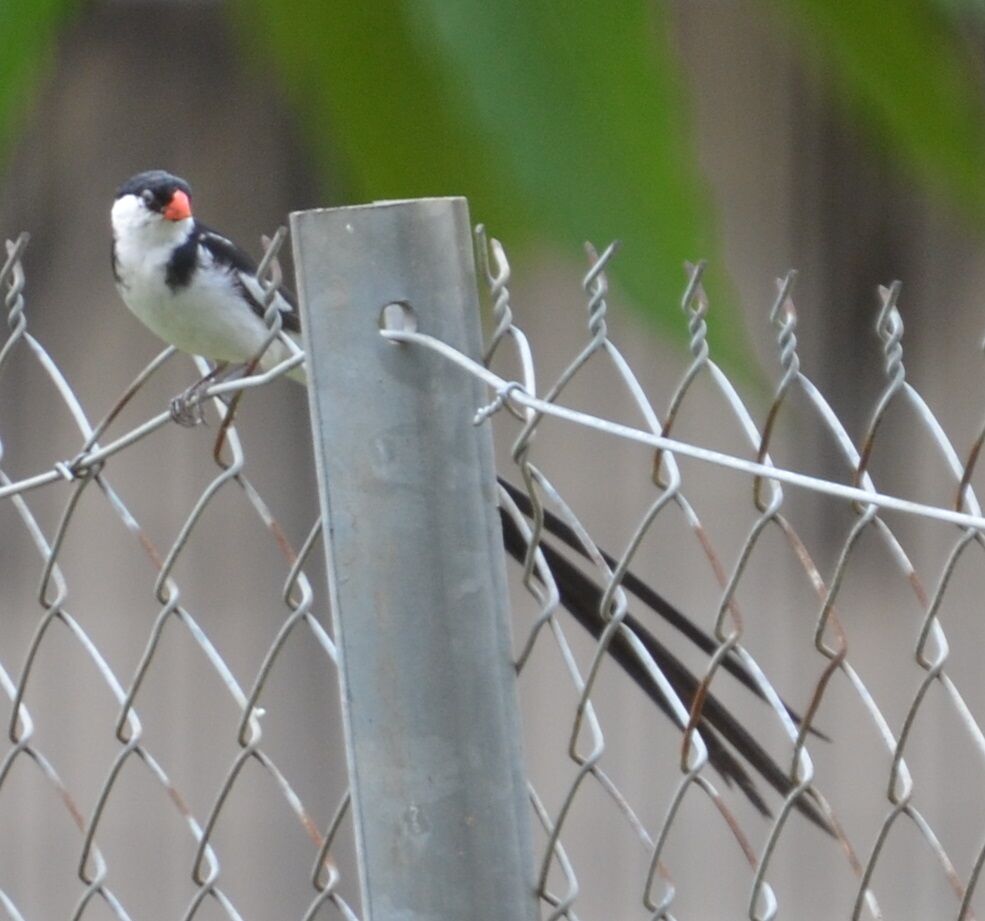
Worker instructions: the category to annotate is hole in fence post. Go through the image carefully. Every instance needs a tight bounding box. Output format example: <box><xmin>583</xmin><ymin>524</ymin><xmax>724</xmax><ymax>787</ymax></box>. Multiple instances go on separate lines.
<box><xmin>379</xmin><ymin>301</ymin><xmax>418</xmax><ymax>338</ymax></box>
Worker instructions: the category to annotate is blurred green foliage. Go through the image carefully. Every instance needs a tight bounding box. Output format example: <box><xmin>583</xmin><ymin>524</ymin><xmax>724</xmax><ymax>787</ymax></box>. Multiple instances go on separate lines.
<box><xmin>2</xmin><ymin>0</ymin><xmax>985</xmax><ymax>371</ymax></box>
<box><xmin>780</xmin><ymin>0</ymin><xmax>985</xmax><ymax>224</ymax></box>
<box><xmin>0</xmin><ymin>0</ymin><xmax>75</xmax><ymax>161</ymax></box>
<box><xmin>233</xmin><ymin>0</ymin><xmax>739</xmax><ymax>364</ymax></box>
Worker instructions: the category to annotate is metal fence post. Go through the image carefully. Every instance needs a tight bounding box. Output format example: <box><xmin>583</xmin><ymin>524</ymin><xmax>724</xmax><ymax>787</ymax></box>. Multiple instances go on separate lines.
<box><xmin>291</xmin><ymin>198</ymin><xmax>538</xmax><ymax>921</ymax></box>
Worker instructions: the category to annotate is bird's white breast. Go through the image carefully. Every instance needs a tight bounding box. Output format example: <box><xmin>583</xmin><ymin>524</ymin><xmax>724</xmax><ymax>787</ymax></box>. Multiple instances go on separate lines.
<box><xmin>112</xmin><ymin>199</ymin><xmax>280</xmax><ymax>363</ymax></box>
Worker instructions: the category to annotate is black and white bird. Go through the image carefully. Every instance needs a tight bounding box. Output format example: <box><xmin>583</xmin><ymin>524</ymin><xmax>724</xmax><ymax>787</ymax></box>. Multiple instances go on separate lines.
<box><xmin>109</xmin><ymin>169</ymin><xmax>828</xmax><ymax>828</ymax></box>
<box><xmin>111</xmin><ymin>169</ymin><xmax>304</xmax><ymax>388</ymax></box>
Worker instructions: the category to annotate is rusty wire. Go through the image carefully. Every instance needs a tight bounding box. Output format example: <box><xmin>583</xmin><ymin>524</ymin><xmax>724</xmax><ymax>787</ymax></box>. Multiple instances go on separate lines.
<box><xmin>468</xmin><ymin>229</ymin><xmax>985</xmax><ymax>920</ymax></box>
<box><xmin>0</xmin><ymin>232</ymin><xmax>355</xmax><ymax>920</ymax></box>
<box><xmin>5</xmin><ymin>218</ymin><xmax>985</xmax><ymax>920</ymax></box>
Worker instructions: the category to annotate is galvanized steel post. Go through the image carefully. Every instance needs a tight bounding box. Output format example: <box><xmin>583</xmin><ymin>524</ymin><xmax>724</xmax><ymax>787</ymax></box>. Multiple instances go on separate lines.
<box><xmin>291</xmin><ymin>199</ymin><xmax>537</xmax><ymax>921</ymax></box>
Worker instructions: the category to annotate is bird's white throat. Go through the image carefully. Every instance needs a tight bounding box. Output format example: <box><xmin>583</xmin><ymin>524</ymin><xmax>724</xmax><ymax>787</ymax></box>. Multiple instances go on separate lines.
<box><xmin>111</xmin><ymin>194</ymin><xmax>193</xmax><ymax>270</ymax></box>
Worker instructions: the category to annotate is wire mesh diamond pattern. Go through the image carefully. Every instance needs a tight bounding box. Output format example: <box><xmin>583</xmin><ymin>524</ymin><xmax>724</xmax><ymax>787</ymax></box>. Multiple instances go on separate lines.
<box><xmin>467</xmin><ymin>230</ymin><xmax>985</xmax><ymax>921</ymax></box>
<box><xmin>5</xmin><ymin>212</ymin><xmax>985</xmax><ymax>920</ymax></box>
<box><xmin>0</xmin><ymin>232</ymin><xmax>358</xmax><ymax>921</ymax></box>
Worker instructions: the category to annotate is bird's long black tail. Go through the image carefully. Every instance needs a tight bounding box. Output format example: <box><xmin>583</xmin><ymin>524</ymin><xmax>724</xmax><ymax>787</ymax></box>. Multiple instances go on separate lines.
<box><xmin>497</xmin><ymin>478</ymin><xmax>831</xmax><ymax>832</ymax></box>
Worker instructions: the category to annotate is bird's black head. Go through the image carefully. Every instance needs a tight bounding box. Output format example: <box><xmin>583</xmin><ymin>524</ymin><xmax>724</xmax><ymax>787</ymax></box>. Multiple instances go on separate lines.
<box><xmin>116</xmin><ymin>170</ymin><xmax>193</xmax><ymax>221</ymax></box>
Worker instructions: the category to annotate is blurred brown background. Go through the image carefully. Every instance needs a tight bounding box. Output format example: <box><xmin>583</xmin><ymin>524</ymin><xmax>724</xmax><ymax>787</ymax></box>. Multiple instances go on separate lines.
<box><xmin>3</xmin><ymin>1</ymin><xmax>985</xmax><ymax>918</ymax></box>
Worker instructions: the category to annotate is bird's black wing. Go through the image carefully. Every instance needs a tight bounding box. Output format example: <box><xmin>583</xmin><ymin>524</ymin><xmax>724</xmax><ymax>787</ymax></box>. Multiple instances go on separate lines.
<box><xmin>197</xmin><ymin>223</ymin><xmax>301</xmax><ymax>334</ymax></box>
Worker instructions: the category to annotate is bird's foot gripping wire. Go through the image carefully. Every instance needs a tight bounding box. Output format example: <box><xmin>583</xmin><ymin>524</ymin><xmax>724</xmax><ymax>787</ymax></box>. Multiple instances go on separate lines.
<box><xmin>170</xmin><ymin>389</ymin><xmax>206</xmax><ymax>427</ymax></box>
<box><xmin>169</xmin><ymin>362</ymin><xmax>229</xmax><ymax>427</ymax></box>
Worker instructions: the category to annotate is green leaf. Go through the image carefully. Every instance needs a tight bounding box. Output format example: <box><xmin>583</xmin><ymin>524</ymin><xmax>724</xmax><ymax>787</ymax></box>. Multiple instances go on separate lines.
<box><xmin>233</xmin><ymin>0</ymin><xmax>747</xmax><ymax>369</ymax></box>
<box><xmin>0</xmin><ymin>0</ymin><xmax>76</xmax><ymax>171</ymax></box>
<box><xmin>777</xmin><ymin>0</ymin><xmax>985</xmax><ymax>225</ymax></box>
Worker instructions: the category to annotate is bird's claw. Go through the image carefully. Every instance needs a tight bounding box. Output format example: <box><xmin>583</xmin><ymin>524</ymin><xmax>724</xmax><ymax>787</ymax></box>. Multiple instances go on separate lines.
<box><xmin>169</xmin><ymin>387</ymin><xmax>208</xmax><ymax>427</ymax></box>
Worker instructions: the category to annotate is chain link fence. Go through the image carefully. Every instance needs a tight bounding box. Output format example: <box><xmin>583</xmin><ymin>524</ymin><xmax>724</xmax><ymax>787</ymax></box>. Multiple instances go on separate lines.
<box><xmin>0</xmin><ymin>228</ymin><xmax>357</xmax><ymax>920</ymax></box>
<box><xmin>3</xmin><ymin>197</ymin><xmax>985</xmax><ymax>919</ymax></box>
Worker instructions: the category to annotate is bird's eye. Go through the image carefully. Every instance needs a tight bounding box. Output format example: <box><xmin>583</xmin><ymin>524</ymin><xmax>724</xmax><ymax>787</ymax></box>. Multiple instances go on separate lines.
<box><xmin>141</xmin><ymin>189</ymin><xmax>155</xmax><ymax>206</ymax></box>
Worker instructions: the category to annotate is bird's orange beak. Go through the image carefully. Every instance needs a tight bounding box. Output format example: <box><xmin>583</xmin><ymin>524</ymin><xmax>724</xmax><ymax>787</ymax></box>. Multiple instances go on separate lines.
<box><xmin>163</xmin><ymin>189</ymin><xmax>192</xmax><ymax>222</ymax></box>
